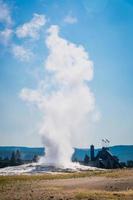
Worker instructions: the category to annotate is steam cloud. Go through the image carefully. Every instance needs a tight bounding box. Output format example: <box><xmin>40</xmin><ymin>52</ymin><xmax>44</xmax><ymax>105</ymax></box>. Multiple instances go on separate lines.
<box><xmin>20</xmin><ymin>25</ymin><xmax>97</xmax><ymax>167</ymax></box>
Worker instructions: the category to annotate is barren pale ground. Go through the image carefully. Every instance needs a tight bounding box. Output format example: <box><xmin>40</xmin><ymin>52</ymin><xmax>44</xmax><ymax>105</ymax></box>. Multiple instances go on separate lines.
<box><xmin>0</xmin><ymin>169</ymin><xmax>133</xmax><ymax>200</ymax></box>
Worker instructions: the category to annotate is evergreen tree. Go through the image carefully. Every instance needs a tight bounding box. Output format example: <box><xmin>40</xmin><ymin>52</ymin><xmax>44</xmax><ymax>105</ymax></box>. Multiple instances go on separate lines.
<box><xmin>10</xmin><ymin>151</ymin><xmax>16</xmax><ymax>165</ymax></box>
<box><xmin>33</xmin><ymin>155</ymin><xmax>38</xmax><ymax>162</ymax></box>
<box><xmin>15</xmin><ymin>150</ymin><xmax>22</xmax><ymax>164</ymax></box>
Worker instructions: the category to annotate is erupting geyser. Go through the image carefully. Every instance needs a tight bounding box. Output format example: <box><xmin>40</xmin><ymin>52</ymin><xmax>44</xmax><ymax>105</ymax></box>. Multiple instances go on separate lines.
<box><xmin>20</xmin><ymin>25</ymin><xmax>98</xmax><ymax>168</ymax></box>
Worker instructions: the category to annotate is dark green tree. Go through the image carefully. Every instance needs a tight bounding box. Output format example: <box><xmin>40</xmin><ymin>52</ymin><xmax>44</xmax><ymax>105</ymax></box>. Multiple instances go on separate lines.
<box><xmin>10</xmin><ymin>151</ymin><xmax>16</xmax><ymax>165</ymax></box>
<box><xmin>32</xmin><ymin>155</ymin><xmax>38</xmax><ymax>162</ymax></box>
<box><xmin>15</xmin><ymin>150</ymin><xmax>22</xmax><ymax>164</ymax></box>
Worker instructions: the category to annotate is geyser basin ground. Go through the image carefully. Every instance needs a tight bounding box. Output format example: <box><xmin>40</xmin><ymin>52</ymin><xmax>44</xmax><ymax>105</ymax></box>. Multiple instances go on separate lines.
<box><xmin>0</xmin><ymin>162</ymin><xmax>100</xmax><ymax>176</ymax></box>
<box><xmin>0</xmin><ymin>169</ymin><xmax>133</xmax><ymax>200</ymax></box>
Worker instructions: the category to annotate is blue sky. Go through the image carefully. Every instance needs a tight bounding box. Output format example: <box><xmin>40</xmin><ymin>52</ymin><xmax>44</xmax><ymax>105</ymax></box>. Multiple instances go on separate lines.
<box><xmin>0</xmin><ymin>0</ymin><xmax>133</xmax><ymax>147</ymax></box>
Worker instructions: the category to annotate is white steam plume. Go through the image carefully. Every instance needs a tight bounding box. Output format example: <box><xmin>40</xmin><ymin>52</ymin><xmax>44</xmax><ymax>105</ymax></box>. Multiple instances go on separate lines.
<box><xmin>20</xmin><ymin>25</ymin><xmax>97</xmax><ymax>167</ymax></box>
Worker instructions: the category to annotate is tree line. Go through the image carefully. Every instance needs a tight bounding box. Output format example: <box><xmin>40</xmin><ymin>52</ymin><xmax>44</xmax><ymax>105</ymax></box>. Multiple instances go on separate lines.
<box><xmin>0</xmin><ymin>150</ymin><xmax>38</xmax><ymax>168</ymax></box>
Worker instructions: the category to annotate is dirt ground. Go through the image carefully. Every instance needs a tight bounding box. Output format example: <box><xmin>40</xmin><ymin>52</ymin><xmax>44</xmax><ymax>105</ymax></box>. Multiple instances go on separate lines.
<box><xmin>0</xmin><ymin>169</ymin><xmax>133</xmax><ymax>200</ymax></box>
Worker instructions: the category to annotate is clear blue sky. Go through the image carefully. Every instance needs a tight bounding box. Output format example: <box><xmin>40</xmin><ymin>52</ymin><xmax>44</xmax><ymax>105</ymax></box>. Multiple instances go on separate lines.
<box><xmin>0</xmin><ymin>0</ymin><xmax>133</xmax><ymax>147</ymax></box>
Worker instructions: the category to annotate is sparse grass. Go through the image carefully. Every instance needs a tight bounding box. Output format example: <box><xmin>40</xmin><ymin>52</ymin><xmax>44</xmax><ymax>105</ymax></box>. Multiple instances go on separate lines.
<box><xmin>0</xmin><ymin>170</ymin><xmax>101</xmax><ymax>185</ymax></box>
<box><xmin>75</xmin><ymin>190</ymin><xmax>133</xmax><ymax>200</ymax></box>
<box><xmin>0</xmin><ymin>168</ymin><xmax>132</xmax><ymax>186</ymax></box>
<box><xmin>0</xmin><ymin>169</ymin><xmax>133</xmax><ymax>200</ymax></box>
<box><xmin>100</xmin><ymin>168</ymin><xmax>133</xmax><ymax>178</ymax></box>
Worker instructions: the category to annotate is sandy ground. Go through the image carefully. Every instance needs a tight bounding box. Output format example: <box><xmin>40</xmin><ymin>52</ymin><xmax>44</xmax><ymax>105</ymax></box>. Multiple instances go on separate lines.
<box><xmin>0</xmin><ymin>169</ymin><xmax>133</xmax><ymax>200</ymax></box>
